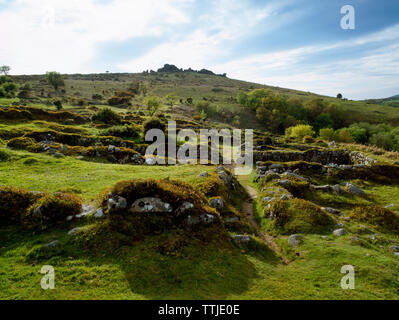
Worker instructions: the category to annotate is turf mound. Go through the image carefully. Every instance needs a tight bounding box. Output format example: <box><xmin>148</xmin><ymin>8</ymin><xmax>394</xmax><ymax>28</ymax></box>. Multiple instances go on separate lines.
<box><xmin>350</xmin><ymin>205</ymin><xmax>399</xmax><ymax>233</ymax></box>
<box><xmin>269</xmin><ymin>198</ymin><xmax>335</xmax><ymax>235</ymax></box>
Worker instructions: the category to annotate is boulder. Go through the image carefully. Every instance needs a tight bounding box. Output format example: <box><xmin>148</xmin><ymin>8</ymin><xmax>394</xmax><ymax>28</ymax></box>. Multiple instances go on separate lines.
<box><xmin>389</xmin><ymin>246</ymin><xmax>399</xmax><ymax>252</ymax></box>
<box><xmin>345</xmin><ymin>183</ymin><xmax>366</xmax><ymax>197</ymax></box>
<box><xmin>333</xmin><ymin>228</ymin><xmax>347</xmax><ymax>236</ymax></box>
<box><xmin>175</xmin><ymin>202</ymin><xmax>194</xmax><ymax>216</ymax></box>
<box><xmin>68</xmin><ymin>227</ymin><xmax>83</xmax><ymax>236</ymax></box>
<box><xmin>209</xmin><ymin>198</ymin><xmax>224</xmax><ymax>210</ymax></box>
<box><xmin>93</xmin><ymin>208</ymin><xmax>105</xmax><ymax>219</ymax></box>
<box><xmin>332</xmin><ymin>184</ymin><xmax>346</xmax><ymax>195</ymax></box>
<box><xmin>43</xmin><ymin>240</ymin><xmax>60</xmax><ymax>249</ymax></box>
<box><xmin>322</xmin><ymin>207</ymin><xmax>343</xmax><ymax>217</ymax></box>
<box><xmin>130</xmin><ymin>197</ymin><xmax>173</xmax><ymax>213</ymax></box>
<box><xmin>145</xmin><ymin>158</ymin><xmax>157</xmax><ymax>165</ymax></box>
<box><xmin>187</xmin><ymin>214</ymin><xmax>216</xmax><ymax>226</ymax></box>
<box><xmin>108</xmin><ymin>196</ymin><xmax>127</xmax><ymax>211</ymax></box>
<box><xmin>385</xmin><ymin>204</ymin><xmax>395</xmax><ymax>209</ymax></box>
<box><xmin>288</xmin><ymin>234</ymin><xmax>303</xmax><ymax>247</ymax></box>
<box><xmin>277</xmin><ymin>179</ymin><xmax>291</xmax><ymax>188</ymax></box>
<box><xmin>233</xmin><ymin>235</ymin><xmax>252</xmax><ymax>244</ymax></box>
<box><xmin>198</xmin><ymin>171</ymin><xmax>209</xmax><ymax>178</ymax></box>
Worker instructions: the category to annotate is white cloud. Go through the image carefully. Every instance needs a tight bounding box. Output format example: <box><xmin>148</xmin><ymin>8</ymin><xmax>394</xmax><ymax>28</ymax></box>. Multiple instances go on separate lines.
<box><xmin>0</xmin><ymin>0</ymin><xmax>192</xmax><ymax>74</ymax></box>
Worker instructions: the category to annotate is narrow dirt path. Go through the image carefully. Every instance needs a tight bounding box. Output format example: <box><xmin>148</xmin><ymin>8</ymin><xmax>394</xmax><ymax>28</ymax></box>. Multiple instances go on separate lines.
<box><xmin>243</xmin><ymin>185</ymin><xmax>290</xmax><ymax>265</ymax></box>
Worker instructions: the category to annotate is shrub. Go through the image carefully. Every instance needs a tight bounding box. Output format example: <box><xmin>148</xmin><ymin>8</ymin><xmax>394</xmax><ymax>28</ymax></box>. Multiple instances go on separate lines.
<box><xmin>53</xmin><ymin>99</ymin><xmax>63</xmax><ymax>110</ymax></box>
<box><xmin>350</xmin><ymin>205</ymin><xmax>399</xmax><ymax>233</ymax></box>
<box><xmin>25</xmin><ymin>193</ymin><xmax>82</xmax><ymax>230</ymax></box>
<box><xmin>92</xmin><ymin>94</ymin><xmax>103</xmax><ymax>100</ymax></box>
<box><xmin>270</xmin><ymin>199</ymin><xmax>335</xmax><ymax>234</ymax></box>
<box><xmin>0</xmin><ymin>187</ymin><xmax>40</xmax><ymax>226</ymax></box>
<box><xmin>337</xmin><ymin>128</ymin><xmax>354</xmax><ymax>143</ymax></box>
<box><xmin>319</xmin><ymin>128</ymin><xmax>337</xmax><ymax>142</ymax></box>
<box><xmin>143</xmin><ymin>118</ymin><xmax>166</xmax><ymax>133</ymax></box>
<box><xmin>46</xmin><ymin>72</ymin><xmax>65</xmax><ymax>90</ymax></box>
<box><xmin>7</xmin><ymin>137</ymin><xmax>36</xmax><ymax>150</ymax></box>
<box><xmin>0</xmin><ymin>148</ymin><xmax>9</xmax><ymax>161</ymax></box>
<box><xmin>145</xmin><ymin>96</ymin><xmax>162</xmax><ymax>115</ymax></box>
<box><xmin>101</xmin><ymin>125</ymin><xmax>140</xmax><ymax>139</ymax></box>
<box><xmin>286</xmin><ymin>125</ymin><xmax>315</xmax><ymax>141</ymax></box>
<box><xmin>92</xmin><ymin>108</ymin><xmax>122</xmax><ymax>125</ymax></box>
<box><xmin>165</xmin><ymin>94</ymin><xmax>177</xmax><ymax>106</ymax></box>
<box><xmin>107</xmin><ymin>96</ymin><xmax>131</xmax><ymax>106</ymax></box>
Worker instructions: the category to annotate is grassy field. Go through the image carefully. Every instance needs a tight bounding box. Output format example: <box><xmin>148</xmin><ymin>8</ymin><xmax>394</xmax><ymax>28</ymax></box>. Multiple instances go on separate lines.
<box><xmin>1</xmin><ymin>72</ymin><xmax>399</xmax><ymax>300</ymax></box>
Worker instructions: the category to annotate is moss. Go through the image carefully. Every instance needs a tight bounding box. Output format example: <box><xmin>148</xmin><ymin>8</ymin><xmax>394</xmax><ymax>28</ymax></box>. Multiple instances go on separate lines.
<box><xmin>350</xmin><ymin>205</ymin><xmax>399</xmax><ymax>233</ymax></box>
<box><xmin>7</xmin><ymin>137</ymin><xmax>37</xmax><ymax>150</ymax></box>
<box><xmin>328</xmin><ymin>163</ymin><xmax>399</xmax><ymax>183</ymax></box>
<box><xmin>270</xmin><ymin>199</ymin><xmax>335</xmax><ymax>235</ymax></box>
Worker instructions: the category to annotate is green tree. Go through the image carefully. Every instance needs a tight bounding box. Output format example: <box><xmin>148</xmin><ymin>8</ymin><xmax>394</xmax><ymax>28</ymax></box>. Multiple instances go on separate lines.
<box><xmin>304</xmin><ymin>98</ymin><xmax>327</xmax><ymax>123</ymax></box>
<box><xmin>286</xmin><ymin>125</ymin><xmax>315</xmax><ymax>141</ymax></box>
<box><xmin>145</xmin><ymin>96</ymin><xmax>162</xmax><ymax>116</ymax></box>
<box><xmin>319</xmin><ymin>128</ymin><xmax>337</xmax><ymax>141</ymax></box>
<box><xmin>0</xmin><ymin>66</ymin><xmax>10</xmax><ymax>75</ymax></box>
<box><xmin>337</xmin><ymin>128</ymin><xmax>354</xmax><ymax>143</ymax></box>
<box><xmin>313</xmin><ymin>113</ymin><xmax>334</xmax><ymax>132</ymax></box>
<box><xmin>165</xmin><ymin>94</ymin><xmax>177</xmax><ymax>106</ymax></box>
<box><xmin>139</xmin><ymin>82</ymin><xmax>149</xmax><ymax>96</ymax></box>
<box><xmin>46</xmin><ymin>72</ymin><xmax>65</xmax><ymax>90</ymax></box>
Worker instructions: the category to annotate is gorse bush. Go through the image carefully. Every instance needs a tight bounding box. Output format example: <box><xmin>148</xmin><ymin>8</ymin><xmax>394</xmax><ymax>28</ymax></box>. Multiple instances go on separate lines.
<box><xmin>0</xmin><ymin>187</ymin><xmax>40</xmax><ymax>225</ymax></box>
<box><xmin>92</xmin><ymin>108</ymin><xmax>122</xmax><ymax>125</ymax></box>
<box><xmin>143</xmin><ymin>118</ymin><xmax>166</xmax><ymax>133</ymax></box>
<box><xmin>0</xmin><ymin>186</ymin><xmax>82</xmax><ymax>229</ymax></box>
<box><xmin>26</xmin><ymin>193</ymin><xmax>82</xmax><ymax>230</ymax></box>
<box><xmin>100</xmin><ymin>125</ymin><xmax>140</xmax><ymax>139</ymax></box>
<box><xmin>350</xmin><ymin>205</ymin><xmax>399</xmax><ymax>233</ymax></box>
<box><xmin>319</xmin><ymin>128</ymin><xmax>337</xmax><ymax>142</ymax></box>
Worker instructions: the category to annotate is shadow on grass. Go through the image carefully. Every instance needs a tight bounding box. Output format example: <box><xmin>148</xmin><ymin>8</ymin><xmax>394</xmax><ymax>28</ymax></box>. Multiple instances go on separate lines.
<box><xmin>14</xmin><ymin>223</ymin><xmax>282</xmax><ymax>300</ymax></box>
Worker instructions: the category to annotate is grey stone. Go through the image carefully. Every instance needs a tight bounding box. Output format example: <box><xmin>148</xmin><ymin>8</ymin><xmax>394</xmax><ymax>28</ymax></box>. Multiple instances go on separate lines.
<box><xmin>187</xmin><ymin>214</ymin><xmax>216</xmax><ymax>225</ymax></box>
<box><xmin>389</xmin><ymin>246</ymin><xmax>399</xmax><ymax>252</ymax></box>
<box><xmin>108</xmin><ymin>145</ymin><xmax>116</xmax><ymax>153</ymax></box>
<box><xmin>93</xmin><ymin>208</ymin><xmax>105</xmax><ymax>219</ymax></box>
<box><xmin>233</xmin><ymin>235</ymin><xmax>252</xmax><ymax>244</ymax></box>
<box><xmin>277</xmin><ymin>179</ymin><xmax>291</xmax><ymax>187</ymax></box>
<box><xmin>145</xmin><ymin>158</ymin><xmax>157</xmax><ymax>165</ymax></box>
<box><xmin>216</xmin><ymin>166</ymin><xmax>227</xmax><ymax>173</ymax></box>
<box><xmin>385</xmin><ymin>204</ymin><xmax>395</xmax><ymax>209</ymax></box>
<box><xmin>175</xmin><ymin>202</ymin><xmax>194</xmax><ymax>216</ymax></box>
<box><xmin>44</xmin><ymin>240</ymin><xmax>59</xmax><ymax>249</ymax></box>
<box><xmin>280</xmin><ymin>194</ymin><xmax>292</xmax><ymax>201</ymax></box>
<box><xmin>76</xmin><ymin>205</ymin><xmax>95</xmax><ymax>219</ymax></box>
<box><xmin>288</xmin><ymin>234</ymin><xmax>303</xmax><ymax>247</ymax></box>
<box><xmin>68</xmin><ymin>227</ymin><xmax>83</xmax><ymax>236</ymax></box>
<box><xmin>322</xmin><ymin>207</ymin><xmax>343</xmax><ymax>216</ymax></box>
<box><xmin>198</xmin><ymin>171</ymin><xmax>209</xmax><ymax>178</ymax></box>
<box><xmin>283</xmin><ymin>172</ymin><xmax>309</xmax><ymax>182</ymax></box>
<box><xmin>333</xmin><ymin>229</ymin><xmax>347</xmax><ymax>236</ymax></box>
<box><xmin>345</xmin><ymin>183</ymin><xmax>366</xmax><ymax>197</ymax></box>
<box><xmin>332</xmin><ymin>184</ymin><xmax>346</xmax><ymax>195</ymax></box>
<box><xmin>210</xmin><ymin>198</ymin><xmax>224</xmax><ymax>210</ymax></box>
<box><xmin>329</xmin><ymin>141</ymin><xmax>337</xmax><ymax>148</ymax></box>
<box><xmin>270</xmin><ymin>164</ymin><xmax>283</xmax><ymax>170</ymax></box>
<box><xmin>108</xmin><ymin>196</ymin><xmax>127</xmax><ymax>211</ymax></box>
<box><xmin>130</xmin><ymin>197</ymin><xmax>172</xmax><ymax>213</ymax></box>
<box><xmin>225</xmin><ymin>217</ymin><xmax>240</xmax><ymax>223</ymax></box>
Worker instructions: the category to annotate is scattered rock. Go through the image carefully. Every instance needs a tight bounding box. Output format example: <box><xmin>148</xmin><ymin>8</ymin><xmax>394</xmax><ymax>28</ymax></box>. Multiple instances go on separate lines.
<box><xmin>76</xmin><ymin>205</ymin><xmax>95</xmax><ymax>219</ymax></box>
<box><xmin>130</xmin><ymin>197</ymin><xmax>173</xmax><ymax>213</ymax></box>
<box><xmin>385</xmin><ymin>204</ymin><xmax>395</xmax><ymax>209</ymax></box>
<box><xmin>233</xmin><ymin>235</ymin><xmax>252</xmax><ymax>244</ymax></box>
<box><xmin>277</xmin><ymin>179</ymin><xmax>291</xmax><ymax>188</ymax></box>
<box><xmin>108</xmin><ymin>196</ymin><xmax>127</xmax><ymax>211</ymax></box>
<box><xmin>145</xmin><ymin>158</ymin><xmax>157</xmax><ymax>165</ymax></box>
<box><xmin>345</xmin><ymin>183</ymin><xmax>366</xmax><ymax>197</ymax></box>
<box><xmin>93</xmin><ymin>208</ymin><xmax>105</xmax><ymax>219</ymax></box>
<box><xmin>175</xmin><ymin>202</ymin><xmax>194</xmax><ymax>216</ymax></box>
<box><xmin>43</xmin><ymin>240</ymin><xmax>59</xmax><ymax>249</ymax></box>
<box><xmin>389</xmin><ymin>246</ymin><xmax>399</xmax><ymax>252</ymax></box>
<box><xmin>270</xmin><ymin>164</ymin><xmax>283</xmax><ymax>170</ymax></box>
<box><xmin>288</xmin><ymin>234</ymin><xmax>303</xmax><ymax>247</ymax></box>
<box><xmin>333</xmin><ymin>228</ymin><xmax>347</xmax><ymax>237</ymax></box>
<box><xmin>187</xmin><ymin>214</ymin><xmax>216</xmax><ymax>225</ymax></box>
<box><xmin>225</xmin><ymin>217</ymin><xmax>240</xmax><ymax>223</ymax></box>
<box><xmin>329</xmin><ymin>141</ymin><xmax>337</xmax><ymax>148</ymax></box>
<box><xmin>68</xmin><ymin>227</ymin><xmax>83</xmax><ymax>236</ymax></box>
<box><xmin>322</xmin><ymin>207</ymin><xmax>343</xmax><ymax>217</ymax></box>
<box><xmin>332</xmin><ymin>184</ymin><xmax>346</xmax><ymax>195</ymax></box>
<box><xmin>209</xmin><ymin>197</ymin><xmax>224</xmax><ymax>210</ymax></box>
<box><xmin>198</xmin><ymin>171</ymin><xmax>209</xmax><ymax>178</ymax></box>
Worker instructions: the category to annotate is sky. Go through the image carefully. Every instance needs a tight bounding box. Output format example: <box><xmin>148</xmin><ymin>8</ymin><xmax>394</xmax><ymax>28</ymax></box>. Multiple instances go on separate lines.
<box><xmin>0</xmin><ymin>0</ymin><xmax>398</xmax><ymax>100</ymax></box>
